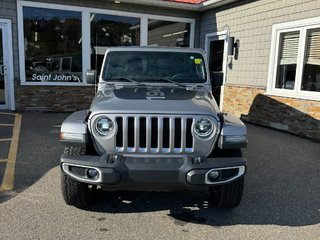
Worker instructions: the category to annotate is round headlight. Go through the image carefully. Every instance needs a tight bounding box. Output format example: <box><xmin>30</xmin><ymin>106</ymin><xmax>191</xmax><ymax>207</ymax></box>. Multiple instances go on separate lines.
<box><xmin>96</xmin><ymin>117</ymin><xmax>114</xmax><ymax>136</ymax></box>
<box><xmin>194</xmin><ymin>118</ymin><xmax>214</xmax><ymax>138</ymax></box>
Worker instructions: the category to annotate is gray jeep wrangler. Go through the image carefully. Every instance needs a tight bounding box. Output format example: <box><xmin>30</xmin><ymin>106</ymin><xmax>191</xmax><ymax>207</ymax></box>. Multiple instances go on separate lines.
<box><xmin>60</xmin><ymin>47</ymin><xmax>247</xmax><ymax>208</ymax></box>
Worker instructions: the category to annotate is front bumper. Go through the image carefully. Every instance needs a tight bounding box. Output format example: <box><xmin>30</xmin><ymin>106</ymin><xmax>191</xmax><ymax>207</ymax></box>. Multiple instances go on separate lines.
<box><xmin>61</xmin><ymin>154</ymin><xmax>246</xmax><ymax>190</ymax></box>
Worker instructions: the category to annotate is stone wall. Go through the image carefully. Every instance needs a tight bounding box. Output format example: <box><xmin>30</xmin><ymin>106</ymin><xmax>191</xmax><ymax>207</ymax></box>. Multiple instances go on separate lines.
<box><xmin>15</xmin><ymin>81</ymin><xmax>95</xmax><ymax>112</ymax></box>
<box><xmin>223</xmin><ymin>85</ymin><xmax>320</xmax><ymax>141</ymax></box>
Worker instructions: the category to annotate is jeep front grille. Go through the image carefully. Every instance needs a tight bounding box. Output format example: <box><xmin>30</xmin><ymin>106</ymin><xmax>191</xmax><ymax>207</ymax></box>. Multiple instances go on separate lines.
<box><xmin>115</xmin><ymin>116</ymin><xmax>194</xmax><ymax>153</ymax></box>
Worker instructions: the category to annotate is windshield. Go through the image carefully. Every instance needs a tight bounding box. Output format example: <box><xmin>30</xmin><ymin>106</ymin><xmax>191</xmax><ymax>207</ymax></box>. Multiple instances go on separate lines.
<box><xmin>102</xmin><ymin>51</ymin><xmax>207</xmax><ymax>84</ymax></box>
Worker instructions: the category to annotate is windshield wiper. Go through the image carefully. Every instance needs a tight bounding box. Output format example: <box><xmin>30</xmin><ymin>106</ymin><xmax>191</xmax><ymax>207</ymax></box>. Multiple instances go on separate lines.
<box><xmin>105</xmin><ymin>77</ymin><xmax>146</xmax><ymax>86</ymax></box>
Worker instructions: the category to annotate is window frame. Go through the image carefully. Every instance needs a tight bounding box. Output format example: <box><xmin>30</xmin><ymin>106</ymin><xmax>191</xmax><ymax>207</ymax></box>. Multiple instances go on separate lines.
<box><xmin>267</xmin><ymin>17</ymin><xmax>320</xmax><ymax>101</ymax></box>
<box><xmin>17</xmin><ymin>1</ymin><xmax>195</xmax><ymax>86</ymax></box>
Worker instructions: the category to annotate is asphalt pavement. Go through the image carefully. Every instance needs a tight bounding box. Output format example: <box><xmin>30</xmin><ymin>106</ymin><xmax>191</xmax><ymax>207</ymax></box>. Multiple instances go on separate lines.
<box><xmin>0</xmin><ymin>112</ymin><xmax>319</xmax><ymax>240</ymax></box>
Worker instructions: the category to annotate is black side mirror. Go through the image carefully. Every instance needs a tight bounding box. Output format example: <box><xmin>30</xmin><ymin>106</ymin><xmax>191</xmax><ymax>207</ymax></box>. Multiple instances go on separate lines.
<box><xmin>86</xmin><ymin>70</ymin><xmax>97</xmax><ymax>84</ymax></box>
<box><xmin>210</xmin><ymin>72</ymin><xmax>224</xmax><ymax>87</ymax></box>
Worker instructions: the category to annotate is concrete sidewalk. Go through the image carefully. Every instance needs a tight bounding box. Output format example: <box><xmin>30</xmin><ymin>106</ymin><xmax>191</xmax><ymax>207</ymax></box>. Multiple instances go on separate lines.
<box><xmin>0</xmin><ymin>112</ymin><xmax>319</xmax><ymax>240</ymax></box>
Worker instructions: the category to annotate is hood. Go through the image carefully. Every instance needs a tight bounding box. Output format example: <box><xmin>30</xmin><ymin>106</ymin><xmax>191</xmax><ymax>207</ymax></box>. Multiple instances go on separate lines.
<box><xmin>89</xmin><ymin>85</ymin><xmax>219</xmax><ymax>117</ymax></box>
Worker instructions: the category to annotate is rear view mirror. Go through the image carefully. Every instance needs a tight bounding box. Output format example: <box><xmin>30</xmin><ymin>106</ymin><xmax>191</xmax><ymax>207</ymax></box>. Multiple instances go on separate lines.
<box><xmin>86</xmin><ymin>70</ymin><xmax>97</xmax><ymax>84</ymax></box>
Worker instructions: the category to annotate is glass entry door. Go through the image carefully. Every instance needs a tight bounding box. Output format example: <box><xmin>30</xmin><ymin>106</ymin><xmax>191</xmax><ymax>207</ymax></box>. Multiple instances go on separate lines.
<box><xmin>209</xmin><ymin>39</ymin><xmax>225</xmax><ymax>106</ymax></box>
<box><xmin>0</xmin><ymin>27</ymin><xmax>5</xmax><ymax>106</ymax></box>
<box><xmin>0</xmin><ymin>20</ymin><xmax>14</xmax><ymax>110</ymax></box>
<box><xmin>205</xmin><ymin>32</ymin><xmax>228</xmax><ymax>110</ymax></box>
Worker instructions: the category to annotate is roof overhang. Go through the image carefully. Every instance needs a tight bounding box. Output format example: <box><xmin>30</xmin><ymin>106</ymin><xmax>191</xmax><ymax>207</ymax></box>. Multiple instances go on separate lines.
<box><xmin>111</xmin><ymin>0</ymin><xmax>238</xmax><ymax>12</ymax></box>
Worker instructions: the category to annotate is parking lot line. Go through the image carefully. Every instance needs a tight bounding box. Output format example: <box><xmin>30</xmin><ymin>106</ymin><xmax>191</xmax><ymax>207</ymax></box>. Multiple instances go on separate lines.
<box><xmin>0</xmin><ymin>138</ymin><xmax>12</xmax><ymax>142</ymax></box>
<box><xmin>0</xmin><ymin>124</ymin><xmax>14</xmax><ymax>127</ymax></box>
<box><xmin>0</xmin><ymin>112</ymin><xmax>15</xmax><ymax>116</ymax></box>
<box><xmin>0</xmin><ymin>114</ymin><xmax>22</xmax><ymax>191</ymax></box>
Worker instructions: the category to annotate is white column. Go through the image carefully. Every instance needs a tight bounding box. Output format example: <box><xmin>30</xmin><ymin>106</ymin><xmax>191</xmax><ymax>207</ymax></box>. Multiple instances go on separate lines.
<box><xmin>82</xmin><ymin>10</ymin><xmax>91</xmax><ymax>84</ymax></box>
<box><xmin>140</xmin><ymin>16</ymin><xmax>148</xmax><ymax>46</ymax></box>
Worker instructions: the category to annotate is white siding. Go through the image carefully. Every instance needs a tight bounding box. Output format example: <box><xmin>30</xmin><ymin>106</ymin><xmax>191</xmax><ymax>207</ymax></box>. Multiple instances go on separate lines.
<box><xmin>200</xmin><ymin>0</ymin><xmax>320</xmax><ymax>87</ymax></box>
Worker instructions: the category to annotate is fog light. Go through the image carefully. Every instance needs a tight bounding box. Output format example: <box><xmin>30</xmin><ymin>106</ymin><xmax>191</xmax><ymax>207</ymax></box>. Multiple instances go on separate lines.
<box><xmin>86</xmin><ymin>168</ymin><xmax>99</xmax><ymax>179</ymax></box>
<box><xmin>208</xmin><ymin>170</ymin><xmax>220</xmax><ymax>180</ymax></box>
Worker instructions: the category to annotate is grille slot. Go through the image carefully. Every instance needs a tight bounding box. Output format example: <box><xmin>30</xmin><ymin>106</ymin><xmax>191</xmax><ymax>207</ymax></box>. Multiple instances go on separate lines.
<box><xmin>186</xmin><ymin>119</ymin><xmax>193</xmax><ymax>149</ymax></box>
<box><xmin>163</xmin><ymin>118</ymin><xmax>170</xmax><ymax>149</ymax></box>
<box><xmin>174</xmin><ymin>118</ymin><xmax>182</xmax><ymax>149</ymax></box>
<box><xmin>139</xmin><ymin>118</ymin><xmax>146</xmax><ymax>148</ymax></box>
<box><xmin>128</xmin><ymin>117</ymin><xmax>135</xmax><ymax>148</ymax></box>
<box><xmin>115</xmin><ymin>116</ymin><xmax>194</xmax><ymax>153</ymax></box>
<box><xmin>151</xmin><ymin>118</ymin><xmax>158</xmax><ymax>148</ymax></box>
<box><xmin>116</xmin><ymin>117</ymin><xmax>123</xmax><ymax>148</ymax></box>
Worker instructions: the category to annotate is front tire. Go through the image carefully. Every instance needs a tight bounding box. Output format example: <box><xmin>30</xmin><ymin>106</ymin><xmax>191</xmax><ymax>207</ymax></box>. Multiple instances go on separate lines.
<box><xmin>208</xmin><ymin>177</ymin><xmax>245</xmax><ymax>208</ymax></box>
<box><xmin>61</xmin><ymin>146</ymin><xmax>93</xmax><ymax>208</ymax></box>
<box><xmin>61</xmin><ymin>173</ymin><xmax>92</xmax><ymax>208</ymax></box>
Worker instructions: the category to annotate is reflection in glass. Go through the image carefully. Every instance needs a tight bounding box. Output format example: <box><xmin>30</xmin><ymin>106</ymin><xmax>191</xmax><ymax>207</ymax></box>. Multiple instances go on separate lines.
<box><xmin>90</xmin><ymin>14</ymin><xmax>140</xmax><ymax>74</ymax></box>
<box><xmin>23</xmin><ymin>7</ymin><xmax>82</xmax><ymax>82</ymax></box>
<box><xmin>275</xmin><ymin>31</ymin><xmax>299</xmax><ymax>90</ymax></box>
<box><xmin>208</xmin><ymin>39</ymin><xmax>225</xmax><ymax>106</ymax></box>
<box><xmin>301</xmin><ymin>28</ymin><xmax>320</xmax><ymax>92</ymax></box>
<box><xmin>0</xmin><ymin>28</ymin><xmax>4</xmax><ymax>104</ymax></box>
<box><xmin>148</xmin><ymin>20</ymin><xmax>190</xmax><ymax>47</ymax></box>
<box><xmin>209</xmin><ymin>40</ymin><xmax>224</xmax><ymax>72</ymax></box>
<box><xmin>102</xmin><ymin>51</ymin><xmax>206</xmax><ymax>83</ymax></box>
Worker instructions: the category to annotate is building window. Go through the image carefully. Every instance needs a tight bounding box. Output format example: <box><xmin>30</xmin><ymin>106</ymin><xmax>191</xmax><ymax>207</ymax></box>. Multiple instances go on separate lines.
<box><xmin>18</xmin><ymin>2</ymin><xmax>195</xmax><ymax>86</ymax></box>
<box><xmin>268</xmin><ymin>18</ymin><xmax>320</xmax><ymax>100</ymax></box>
<box><xmin>23</xmin><ymin>7</ymin><xmax>82</xmax><ymax>83</ymax></box>
<box><xmin>148</xmin><ymin>20</ymin><xmax>190</xmax><ymax>47</ymax></box>
<box><xmin>302</xmin><ymin>28</ymin><xmax>320</xmax><ymax>92</ymax></box>
<box><xmin>90</xmin><ymin>13</ymin><xmax>140</xmax><ymax>75</ymax></box>
<box><xmin>275</xmin><ymin>31</ymin><xmax>299</xmax><ymax>90</ymax></box>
